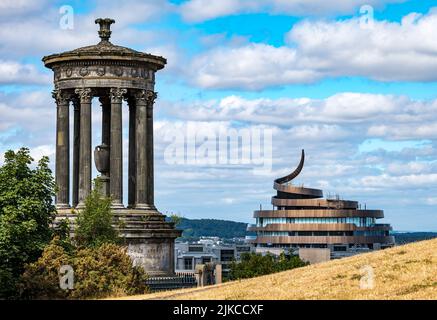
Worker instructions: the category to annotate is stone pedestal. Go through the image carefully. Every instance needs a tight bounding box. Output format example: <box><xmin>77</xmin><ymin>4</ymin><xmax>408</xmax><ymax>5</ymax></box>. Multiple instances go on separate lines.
<box><xmin>55</xmin><ymin>209</ymin><xmax>181</xmax><ymax>276</ymax></box>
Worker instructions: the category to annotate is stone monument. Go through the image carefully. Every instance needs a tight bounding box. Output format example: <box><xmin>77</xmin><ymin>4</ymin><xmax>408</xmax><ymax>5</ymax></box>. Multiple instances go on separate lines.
<box><xmin>43</xmin><ymin>18</ymin><xmax>181</xmax><ymax>276</ymax></box>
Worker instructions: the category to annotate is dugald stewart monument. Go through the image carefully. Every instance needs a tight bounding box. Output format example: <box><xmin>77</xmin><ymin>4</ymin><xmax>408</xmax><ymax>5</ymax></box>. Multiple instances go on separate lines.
<box><xmin>42</xmin><ymin>18</ymin><xmax>181</xmax><ymax>276</ymax></box>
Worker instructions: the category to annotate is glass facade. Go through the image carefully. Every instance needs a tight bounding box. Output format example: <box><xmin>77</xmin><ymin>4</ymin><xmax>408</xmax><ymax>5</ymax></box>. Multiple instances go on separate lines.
<box><xmin>257</xmin><ymin>230</ymin><xmax>385</xmax><ymax>237</ymax></box>
<box><xmin>256</xmin><ymin>217</ymin><xmax>376</xmax><ymax>227</ymax></box>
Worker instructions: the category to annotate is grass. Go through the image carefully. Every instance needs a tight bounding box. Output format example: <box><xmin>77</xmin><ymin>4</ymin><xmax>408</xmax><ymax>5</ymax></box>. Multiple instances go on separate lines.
<box><xmin>113</xmin><ymin>238</ymin><xmax>437</xmax><ymax>300</ymax></box>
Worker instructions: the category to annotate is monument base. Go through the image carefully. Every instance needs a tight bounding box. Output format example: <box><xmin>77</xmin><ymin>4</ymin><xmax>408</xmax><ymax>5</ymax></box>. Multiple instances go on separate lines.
<box><xmin>54</xmin><ymin>208</ymin><xmax>182</xmax><ymax>276</ymax></box>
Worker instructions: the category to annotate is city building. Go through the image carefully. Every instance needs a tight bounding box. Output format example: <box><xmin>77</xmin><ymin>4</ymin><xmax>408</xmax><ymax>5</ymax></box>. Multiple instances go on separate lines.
<box><xmin>247</xmin><ymin>150</ymin><xmax>395</xmax><ymax>260</ymax></box>
<box><xmin>175</xmin><ymin>238</ymin><xmax>254</xmax><ymax>279</ymax></box>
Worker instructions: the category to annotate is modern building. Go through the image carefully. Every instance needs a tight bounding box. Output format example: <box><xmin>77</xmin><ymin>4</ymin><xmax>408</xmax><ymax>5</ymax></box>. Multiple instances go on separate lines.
<box><xmin>247</xmin><ymin>150</ymin><xmax>395</xmax><ymax>260</ymax></box>
<box><xmin>175</xmin><ymin>239</ymin><xmax>254</xmax><ymax>279</ymax></box>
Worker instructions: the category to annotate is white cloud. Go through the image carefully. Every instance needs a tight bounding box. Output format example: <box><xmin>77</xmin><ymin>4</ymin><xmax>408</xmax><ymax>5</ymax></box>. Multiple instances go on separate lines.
<box><xmin>0</xmin><ymin>90</ymin><xmax>55</xmax><ymax>146</ymax></box>
<box><xmin>0</xmin><ymin>0</ymin><xmax>49</xmax><ymax>18</ymax></box>
<box><xmin>367</xmin><ymin>123</ymin><xmax>437</xmax><ymax>140</ymax></box>
<box><xmin>179</xmin><ymin>0</ymin><xmax>404</xmax><ymax>23</ymax></box>
<box><xmin>154</xmin><ymin>92</ymin><xmax>437</xmax><ymax>201</ymax></box>
<box><xmin>180</xmin><ymin>0</ymin><xmax>254</xmax><ymax>23</ymax></box>
<box><xmin>0</xmin><ymin>0</ymin><xmax>173</xmax><ymax>62</ymax></box>
<box><xmin>91</xmin><ymin>0</ymin><xmax>173</xmax><ymax>26</ymax></box>
<box><xmin>360</xmin><ymin>173</ymin><xmax>437</xmax><ymax>189</ymax></box>
<box><xmin>426</xmin><ymin>197</ymin><xmax>437</xmax><ymax>205</ymax></box>
<box><xmin>162</xmin><ymin>93</ymin><xmax>437</xmax><ymax>135</ymax></box>
<box><xmin>1</xmin><ymin>89</ymin><xmax>436</xmax><ymax>228</ymax></box>
<box><xmin>190</xmin><ymin>44</ymin><xmax>318</xmax><ymax>90</ymax></box>
<box><xmin>188</xmin><ymin>10</ymin><xmax>437</xmax><ymax>89</ymax></box>
<box><xmin>0</xmin><ymin>60</ymin><xmax>51</xmax><ymax>85</ymax></box>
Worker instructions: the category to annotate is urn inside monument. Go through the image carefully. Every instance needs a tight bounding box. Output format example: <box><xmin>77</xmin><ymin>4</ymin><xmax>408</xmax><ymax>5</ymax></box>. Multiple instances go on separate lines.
<box><xmin>94</xmin><ymin>144</ymin><xmax>110</xmax><ymax>196</ymax></box>
<box><xmin>94</xmin><ymin>144</ymin><xmax>110</xmax><ymax>174</ymax></box>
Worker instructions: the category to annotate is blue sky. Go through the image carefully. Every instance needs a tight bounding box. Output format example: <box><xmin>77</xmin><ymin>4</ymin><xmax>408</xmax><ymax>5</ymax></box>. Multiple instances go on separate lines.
<box><xmin>1</xmin><ymin>0</ymin><xmax>437</xmax><ymax>231</ymax></box>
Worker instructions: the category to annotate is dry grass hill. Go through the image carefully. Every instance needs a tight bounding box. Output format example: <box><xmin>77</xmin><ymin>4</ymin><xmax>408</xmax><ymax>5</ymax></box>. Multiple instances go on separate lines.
<box><xmin>115</xmin><ymin>238</ymin><xmax>437</xmax><ymax>300</ymax></box>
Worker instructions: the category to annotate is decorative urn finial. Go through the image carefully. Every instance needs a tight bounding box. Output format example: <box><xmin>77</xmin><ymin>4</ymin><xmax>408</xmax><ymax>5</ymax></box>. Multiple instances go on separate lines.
<box><xmin>95</xmin><ymin>18</ymin><xmax>115</xmax><ymax>42</ymax></box>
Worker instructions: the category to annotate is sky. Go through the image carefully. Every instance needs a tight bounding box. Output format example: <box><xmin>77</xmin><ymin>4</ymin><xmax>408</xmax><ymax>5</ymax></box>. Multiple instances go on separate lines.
<box><xmin>0</xmin><ymin>0</ymin><xmax>437</xmax><ymax>231</ymax></box>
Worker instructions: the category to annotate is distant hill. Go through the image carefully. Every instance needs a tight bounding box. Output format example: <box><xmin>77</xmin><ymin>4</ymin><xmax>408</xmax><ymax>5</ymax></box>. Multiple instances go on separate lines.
<box><xmin>119</xmin><ymin>238</ymin><xmax>437</xmax><ymax>300</ymax></box>
<box><xmin>173</xmin><ymin>217</ymin><xmax>437</xmax><ymax>244</ymax></box>
<box><xmin>392</xmin><ymin>232</ymin><xmax>437</xmax><ymax>245</ymax></box>
<box><xmin>176</xmin><ymin>218</ymin><xmax>251</xmax><ymax>240</ymax></box>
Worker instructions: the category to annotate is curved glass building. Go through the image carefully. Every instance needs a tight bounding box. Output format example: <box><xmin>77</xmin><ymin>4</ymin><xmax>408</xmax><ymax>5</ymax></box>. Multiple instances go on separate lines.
<box><xmin>248</xmin><ymin>150</ymin><xmax>394</xmax><ymax>258</ymax></box>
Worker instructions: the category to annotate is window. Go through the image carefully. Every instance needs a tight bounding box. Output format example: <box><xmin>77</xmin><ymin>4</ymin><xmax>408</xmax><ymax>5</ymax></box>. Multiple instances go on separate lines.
<box><xmin>330</xmin><ymin>231</ymin><xmax>345</xmax><ymax>236</ymax></box>
<box><xmin>313</xmin><ymin>231</ymin><xmax>328</xmax><ymax>236</ymax></box>
<box><xmin>220</xmin><ymin>250</ymin><xmax>235</xmax><ymax>262</ymax></box>
<box><xmin>297</xmin><ymin>231</ymin><xmax>312</xmax><ymax>236</ymax></box>
<box><xmin>333</xmin><ymin>246</ymin><xmax>347</xmax><ymax>252</ymax></box>
<box><xmin>184</xmin><ymin>258</ymin><xmax>193</xmax><ymax>270</ymax></box>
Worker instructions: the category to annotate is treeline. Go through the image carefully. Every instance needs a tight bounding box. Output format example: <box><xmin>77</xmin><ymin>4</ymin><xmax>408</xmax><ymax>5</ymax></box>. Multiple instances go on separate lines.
<box><xmin>176</xmin><ymin>218</ymin><xmax>252</xmax><ymax>240</ymax></box>
<box><xmin>393</xmin><ymin>232</ymin><xmax>437</xmax><ymax>245</ymax></box>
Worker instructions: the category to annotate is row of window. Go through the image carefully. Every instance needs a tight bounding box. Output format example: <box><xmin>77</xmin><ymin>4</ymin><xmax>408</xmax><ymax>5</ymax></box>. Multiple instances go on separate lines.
<box><xmin>355</xmin><ymin>230</ymin><xmax>390</xmax><ymax>236</ymax></box>
<box><xmin>256</xmin><ymin>217</ymin><xmax>376</xmax><ymax>227</ymax></box>
<box><xmin>258</xmin><ymin>231</ymin><xmax>353</xmax><ymax>237</ymax></box>
<box><xmin>257</xmin><ymin>230</ymin><xmax>386</xmax><ymax>237</ymax></box>
<box><xmin>183</xmin><ymin>257</ymin><xmax>211</xmax><ymax>270</ymax></box>
<box><xmin>257</xmin><ymin>244</ymin><xmax>375</xmax><ymax>249</ymax></box>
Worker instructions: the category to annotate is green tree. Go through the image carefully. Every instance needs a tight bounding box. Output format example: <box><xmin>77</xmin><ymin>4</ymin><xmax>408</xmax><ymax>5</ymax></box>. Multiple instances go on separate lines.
<box><xmin>0</xmin><ymin>148</ymin><xmax>56</xmax><ymax>298</ymax></box>
<box><xmin>74</xmin><ymin>178</ymin><xmax>119</xmax><ymax>248</ymax></box>
<box><xmin>229</xmin><ymin>252</ymin><xmax>308</xmax><ymax>280</ymax></box>
<box><xmin>169</xmin><ymin>213</ymin><xmax>183</xmax><ymax>227</ymax></box>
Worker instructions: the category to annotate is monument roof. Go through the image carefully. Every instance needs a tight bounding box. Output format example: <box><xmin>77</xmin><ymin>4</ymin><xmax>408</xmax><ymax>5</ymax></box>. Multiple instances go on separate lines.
<box><xmin>42</xmin><ymin>18</ymin><xmax>166</xmax><ymax>69</ymax></box>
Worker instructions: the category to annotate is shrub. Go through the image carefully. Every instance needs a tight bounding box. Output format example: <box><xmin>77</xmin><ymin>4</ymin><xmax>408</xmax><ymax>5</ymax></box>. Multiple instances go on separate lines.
<box><xmin>229</xmin><ymin>252</ymin><xmax>308</xmax><ymax>280</ymax></box>
<box><xmin>20</xmin><ymin>239</ymin><xmax>148</xmax><ymax>299</ymax></box>
<box><xmin>70</xmin><ymin>243</ymin><xmax>147</xmax><ymax>299</ymax></box>
<box><xmin>74</xmin><ymin>178</ymin><xmax>119</xmax><ymax>248</ymax></box>
<box><xmin>20</xmin><ymin>237</ymin><xmax>70</xmax><ymax>299</ymax></box>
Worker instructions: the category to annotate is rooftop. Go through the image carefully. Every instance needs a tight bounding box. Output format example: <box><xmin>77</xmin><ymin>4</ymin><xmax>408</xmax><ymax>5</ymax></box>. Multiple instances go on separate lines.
<box><xmin>42</xmin><ymin>18</ymin><xmax>166</xmax><ymax>69</ymax></box>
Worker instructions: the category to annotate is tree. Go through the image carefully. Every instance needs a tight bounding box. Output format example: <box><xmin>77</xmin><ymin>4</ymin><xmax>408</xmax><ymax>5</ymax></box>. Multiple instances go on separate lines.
<box><xmin>169</xmin><ymin>213</ymin><xmax>183</xmax><ymax>227</ymax></box>
<box><xmin>229</xmin><ymin>252</ymin><xmax>308</xmax><ymax>280</ymax></box>
<box><xmin>74</xmin><ymin>178</ymin><xmax>119</xmax><ymax>248</ymax></box>
<box><xmin>0</xmin><ymin>148</ymin><xmax>56</xmax><ymax>298</ymax></box>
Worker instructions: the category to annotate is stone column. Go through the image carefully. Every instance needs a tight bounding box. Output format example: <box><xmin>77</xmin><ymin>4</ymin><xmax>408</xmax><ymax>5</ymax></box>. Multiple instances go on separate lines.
<box><xmin>109</xmin><ymin>88</ymin><xmax>127</xmax><ymax>208</ymax></box>
<box><xmin>72</xmin><ymin>97</ymin><xmax>80</xmax><ymax>208</ymax></box>
<box><xmin>127</xmin><ymin>96</ymin><xmax>136</xmax><ymax>208</ymax></box>
<box><xmin>100</xmin><ymin>96</ymin><xmax>111</xmax><ymax>146</ymax></box>
<box><xmin>75</xmin><ymin>88</ymin><xmax>93</xmax><ymax>208</ymax></box>
<box><xmin>99</xmin><ymin>96</ymin><xmax>111</xmax><ymax>197</ymax></box>
<box><xmin>133</xmin><ymin>90</ymin><xmax>149</xmax><ymax>209</ymax></box>
<box><xmin>146</xmin><ymin>91</ymin><xmax>157</xmax><ymax>208</ymax></box>
<box><xmin>53</xmin><ymin>89</ymin><xmax>70</xmax><ymax>209</ymax></box>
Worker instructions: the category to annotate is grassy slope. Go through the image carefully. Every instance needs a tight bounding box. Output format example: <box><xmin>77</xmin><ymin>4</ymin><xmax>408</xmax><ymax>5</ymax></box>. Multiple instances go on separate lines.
<box><xmin>116</xmin><ymin>238</ymin><xmax>437</xmax><ymax>300</ymax></box>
